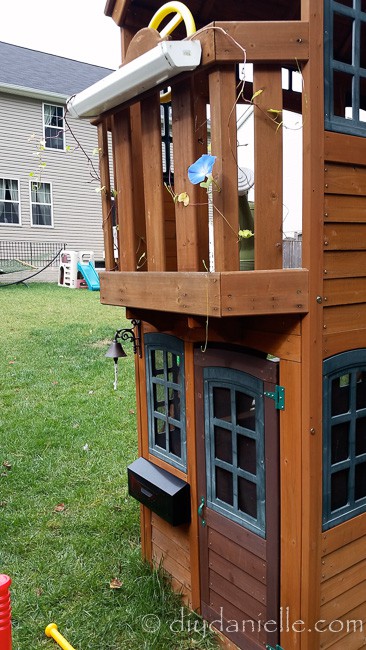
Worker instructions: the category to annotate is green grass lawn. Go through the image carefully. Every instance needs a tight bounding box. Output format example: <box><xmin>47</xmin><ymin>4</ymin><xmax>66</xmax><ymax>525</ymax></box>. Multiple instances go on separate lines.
<box><xmin>0</xmin><ymin>284</ymin><xmax>217</xmax><ymax>650</ymax></box>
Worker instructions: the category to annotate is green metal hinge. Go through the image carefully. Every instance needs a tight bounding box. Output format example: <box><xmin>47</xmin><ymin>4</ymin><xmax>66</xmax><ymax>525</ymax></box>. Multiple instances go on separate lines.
<box><xmin>266</xmin><ymin>645</ymin><xmax>285</xmax><ymax>650</ymax></box>
<box><xmin>264</xmin><ymin>385</ymin><xmax>285</xmax><ymax>410</ymax></box>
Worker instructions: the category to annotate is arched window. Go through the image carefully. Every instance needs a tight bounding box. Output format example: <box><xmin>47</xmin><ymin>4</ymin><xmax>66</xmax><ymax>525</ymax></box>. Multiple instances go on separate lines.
<box><xmin>323</xmin><ymin>349</ymin><xmax>366</xmax><ymax>530</ymax></box>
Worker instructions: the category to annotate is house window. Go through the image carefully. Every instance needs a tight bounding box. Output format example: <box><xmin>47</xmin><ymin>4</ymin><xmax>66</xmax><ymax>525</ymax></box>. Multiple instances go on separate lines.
<box><xmin>0</xmin><ymin>179</ymin><xmax>20</xmax><ymax>225</ymax></box>
<box><xmin>324</xmin><ymin>0</ymin><xmax>366</xmax><ymax>136</ymax></box>
<box><xmin>204</xmin><ymin>367</ymin><xmax>266</xmax><ymax>537</ymax></box>
<box><xmin>43</xmin><ymin>104</ymin><xmax>65</xmax><ymax>150</ymax></box>
<box><xmin>30</xmin><ymin>182</ymin><xmax>53</xmax><ymax>227</ymax></box>
<box><xmin>145</xmin><ymin>333</ymin><xmax>186</xmax><ymax>471</ymax></box>
<box><xmin>323</xmin><ymin>350</ymin><xmax>366</xmax><ymax>530</ymax></box>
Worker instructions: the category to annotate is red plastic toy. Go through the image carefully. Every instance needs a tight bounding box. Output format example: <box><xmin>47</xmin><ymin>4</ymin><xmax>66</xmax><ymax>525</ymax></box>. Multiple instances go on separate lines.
<box><xmin>0</xmin><ymin>575</ymin><xmax>12</xmax><ymax>650</ymax></box>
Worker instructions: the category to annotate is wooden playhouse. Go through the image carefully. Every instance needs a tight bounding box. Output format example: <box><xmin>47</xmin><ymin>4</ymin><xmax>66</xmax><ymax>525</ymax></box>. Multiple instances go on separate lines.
<box><xmin>70</xmin><ymin>0</ymin><xmax>366</xmax><ymax>647</ymax></box>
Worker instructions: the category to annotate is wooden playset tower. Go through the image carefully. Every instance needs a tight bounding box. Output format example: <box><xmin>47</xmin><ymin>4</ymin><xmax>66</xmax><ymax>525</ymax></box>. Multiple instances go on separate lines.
<box><xmin>70</xmin><ymin>0</ymin><xmax>366</xmax><ymax>647</ymax></box>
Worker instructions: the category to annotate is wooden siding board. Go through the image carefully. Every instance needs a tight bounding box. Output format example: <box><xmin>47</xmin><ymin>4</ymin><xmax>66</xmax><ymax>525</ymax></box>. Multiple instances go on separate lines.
<box><xmin>320</xmin><ymin>580</ymin><xmax>366</xmax><ymax>622</ymax></box>
<box><xmin>324</xmin><ymin>194</ymin><xmax>366</xmax><ymax>222</ymax></box>
<box><xmin>323</xmin><ymin>277</ymin><xmax>366</xmax><ymax>306</ymax></box>
<box><xmin>207</xmin><ymin>507</ymin><xmax>266</xmax><ymax>561</ymax></box>
<box><xmin>209</xmin><ymin>550</ymin><xmax>266</xmax><ymax>605</ymax></box>
<box><xmin>151</xmin><ymin>527</ymin><xmax>191</xmax><ymax>570</ymax></box>
<box><xmin>321</xmin><ymin>536</ymin><xmax>366</xmax><ymax>581</ymax></box>
<box><xmin>209</xmin><ymin>570</ymin><xmax>266</xmax><ymax>621</ymax></box>
<box><xmin>202</xmin><ymin>600</ymin><xmax>265</xmax><ymax>650</ymax></box>
<box><xmin>321</xmin><ymin>514</ymin><xmax>366</xmax><ymax>556</ymax></box>
<box><xmin>97</xmin><ymin>121</ymin><xmax>114</xmax><ymax>271</ymax></box>
<box><xmin>324</xmin><ymin>304</ymin><xmax>366</xmax><ymax>334</ymax></box>
<box><xmin>0</xmin><ymin>93</ymin><xmax>105</xmax><ymax>258</ymax></box>
<box><xmin>323</xmin><ymin>251</ymin><xmax>366</xmax><ymax>278</ymax></box>
<box><xmin>321</xmin><ymin>559</ymin><xmax>366</xmax><ymax>604</ymax></box>
<box><xmin>318</xmin><ymin>602</ymin><xmax>366</xmax><ymax>649</ymax></box>
<box><xmin>152</xmin><ymin>543</ymin><xmax>192</xmax><ymax>592</ymax></box>
<box><xmin>253</xmin><ymin>66</ymin><xmax>284</xmax><ymax>270</ymax></box>
<box><xmin>324</xmin><ymin>223</ymin><xmax>366</xmax><ymax>250</ymax></box>
<box><xmin>323</xmin><ymin>329</ymin><xmax>366</xmax><ymax>358</ymax></box>
<box><xmin>207</xmin><ymin>529</ymin><xmax>266</xmax><ymax>582</ymax></box>
<box><xmin>325</xmin><ymin>131</ymin><xmax>366</xmax><ymax>166</ymax></box>
<box><xmin>325</xmin><ymin>164</ymin><xmax>366</xmax><ymax>197</ymax></box>
<box><xmin>151</xmin><ymin>513</ymin><xmax>190</xmax><ymax>553</ymax></box>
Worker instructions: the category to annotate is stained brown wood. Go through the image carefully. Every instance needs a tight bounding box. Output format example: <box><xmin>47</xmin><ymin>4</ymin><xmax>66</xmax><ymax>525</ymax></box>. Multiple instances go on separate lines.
<box><xmin>321</xmin><ymin>558</ymin><xmax>366</xmax><ymax>604</ymax></box>
<box><xmin>112</xmin><ymin>109</ymin><xmax>137</xmax><ymax>270</ymax></box>
<box><xmin>253</xmin><ymin>66</ymin><xmax>283</xmax><ymax>270</ymax></box>
<box><xmin>323</xmin><ymin>329</ymin><xmax>366</xmax><ymax>358</ymax></box>
<box><xmin>324</xmin><ymin>250</ymin><xmax>366</xmax><ymax>278</ymax></box>
<box><xmin>151</xmin><ymin>513</ymin><xmax>190</xmax><ymax>552</ymax></box>
<box><xmin>318</xmin><ymin>602</ymin><xmax>366</xmax><ymax>649</ymax></box>
<box><xmin>184</xmin><ymin>342</ymin><xmax>201</xmax><ymax>611</ymax></box>
<box><xmin>325</xmin><ymin>130</ymin><xmax>366</xmax><ymax>167</ymax></box>
<box><xmin>97</xmin><ymin>121</ymin><xmax>115</xmax><ymax>271</ymax></box>
<box><xmin>321</xmin><ymin>514</ymin><xmax>366</xmax><ymax>556</ymax></box>
<box><xmin>323</xmin><ymin>277</ymin><xmax>366</xmax><ymax>306</ymax></box>
<box><xmin>208</xmin><ymin>507</ymin><xmax>266</xmax><ymax>561</ymax></box>
<box><xmin>171</xmin><ymin>80</ymin><xmax>206</xmax><ymax>271</ymax></box>
<box><xmin>321</xmin><ymin>535</ymin><xmax>366</xmax><ymax>581</ymax></box>
<box><xmin>325</xmin><ymin>163</ymin><xmax>366</xmax><ymax>197</ymax></box>
<box><xmin>152</xmin><ymin>543</ymin><xmax>192</xmax><ymax>590</ymax></box>
<box><xmin>209</xmin><ymin>550</ymin><xmax>266</xmax><ymax>604</ymax></box>
<box><xmin>210</xmin><ymin>571</ymin><xmax>265</xmax><ymax>620</ymax></box>
<box><xmin>140</xmin><ymin>94</ymin><xmax>166</xmax><ymax>270</ymax></box>
<box><xmin>279</xmin><ymin>360</ymin><xmax>302</xmax><ymax>650</ymax></box>
<box><xmin>203</xmin><ymin>598</ymin><xmax>266</xmax><ymax>649</ymax></box>
<box><xmin>320</xmin><ymin>580</ymin><xmax>366</xmax><ymax>622</ymax></box>
<box><xmin>208</xmin><ymin>528</ymin><xmax>266</xmax><ymax>580</ymax></box>
<box><xmin>221</xmin><ymin>269</ymin><xmax>308</xmax><ymax>314</ymax></box>
<box><xmin>324</xmin><ymin>194</ymin><xmax>366</xmax><ymax>222</ymax></box>
<box><xmin>100</xmin><ymin>270</ymin><xmax>309</xmax><ymax>316</ymax></box>
<box><xmin>324</xmin><ymin>303</ymin><xmax>366</xmax><ymax>334</ymax></box>
<box><xmin>152</xmin><ymin>527</ymin><xmax>191</xmax><ymax>569</ymax></box>
<box><xmin>197</xmin><ymin>21</ymin><xmax>309</xmax><ymax>64</ymax></box>
<box><xmin>146</xmin><ymin>453</ymin><xmax>187</xmax><ymax>480</ymax></box>
<box><xmin>324</xmin><ymin>223</ymin><xmax>366</xmax><ymax>249</ymax></box>
<box><xmin>299</xmin><ymin>1</ymin><xmax>325</xmax><ymax>648</ymax></box>
<box><xmin>209</xmin><ymin>67</ymin><xmax>240</xmax><ymax>271</ymax></box>
<box><xmin>130</xmin><ymin>104</ymin><xmax>147</xmax><ymax>272</ymax></box>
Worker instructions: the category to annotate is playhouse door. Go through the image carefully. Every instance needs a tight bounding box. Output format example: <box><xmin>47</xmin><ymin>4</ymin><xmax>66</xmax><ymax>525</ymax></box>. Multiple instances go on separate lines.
<box><xmin>195</xmin><ymin>349</ymin><xmax>280</xmax><ymax>650</ymax></box>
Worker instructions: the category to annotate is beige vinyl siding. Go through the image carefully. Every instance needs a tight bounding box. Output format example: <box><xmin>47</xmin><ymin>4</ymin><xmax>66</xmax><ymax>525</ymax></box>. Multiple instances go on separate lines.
<box><xmin>0</xmin><ymin>92</ymin><xmax>105</xmax><ymax>259</ymax></box>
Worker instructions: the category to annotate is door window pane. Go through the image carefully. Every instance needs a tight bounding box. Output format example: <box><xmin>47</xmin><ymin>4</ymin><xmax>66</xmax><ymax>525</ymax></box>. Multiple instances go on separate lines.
<box><xmin>333</xmin><ymin>71</ymin><xmax>353</xmax><ymax>119</ymax></box>
<box><xmin>213</xmin><ymin>387</ymin><xmax>231</xmax><ymax>421</ymax></box>
<box><xmin>214</xmin><ymin>426</ymin><xmax>232</xmax><ymax>463</ymax></box>
<box><xmin>216</xmin><ymin>467</ymin><xmax>233</xmax><ymax>505</ymax></box>
<box><xmin>237</xmin><ymin>434</ymin><xmax>257</xmax><ymax>475</ymax></box>
<box><xmin>236</xmin><ymin>391</ymin><xmax>255</xmax><ymax>430</ymax></box>
<box><xmin>238</xmin><ymin>477</ymin><xmax>257</xmax><ymax>519</ymax></box>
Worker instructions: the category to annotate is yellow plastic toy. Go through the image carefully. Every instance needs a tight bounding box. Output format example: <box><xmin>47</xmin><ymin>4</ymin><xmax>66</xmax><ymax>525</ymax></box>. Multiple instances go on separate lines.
<box><xmin>45</xmin><ymin>623</ymin><xmax>76</xmax><ymax>650</ymax></box>
<box><xmin>148</xmin><ymin>1</ymin><xmax>196</xmax><ymax>103</ymax></box>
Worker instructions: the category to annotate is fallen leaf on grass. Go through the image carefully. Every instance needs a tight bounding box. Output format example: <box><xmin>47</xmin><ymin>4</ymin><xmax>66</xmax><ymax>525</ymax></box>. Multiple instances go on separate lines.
<box><xmin>2</xmin><ymin>461</ymin><xmax>11</xmax><ymax>470</ymax></box>
<box><xmin>129</xmin><ymin>409</ymin><xmax>135</xmax><ymax>414</ymax></box>
<box><xmin>54</xmin><ymin>503</ymin><xmax>66</xmax><ymax>513</ymax></box>
<box><xmin>8</xmin><ymin>360</ymin><xmax>16</xmax><ymax>365</ymax></box>
<box><xmin>0</xmin><ymin>501</ymin><xmax>7</xmax><ymax>507</ymax></box>
<box><xmin>35</xmin><ymin>587</ymin><xmax>43</xmax><ymax>597</ymax></box>
<box><xmin>109</xmin><ymin>578</ymin><xmax>123</xmax><ymax>589</ymax></box>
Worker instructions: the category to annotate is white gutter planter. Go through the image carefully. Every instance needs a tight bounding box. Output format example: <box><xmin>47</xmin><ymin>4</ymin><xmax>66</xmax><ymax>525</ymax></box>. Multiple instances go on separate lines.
<box><xmin>66</xmin><ymin>40</ymin><xmax>202</xmax><ymax>119</ymax></box>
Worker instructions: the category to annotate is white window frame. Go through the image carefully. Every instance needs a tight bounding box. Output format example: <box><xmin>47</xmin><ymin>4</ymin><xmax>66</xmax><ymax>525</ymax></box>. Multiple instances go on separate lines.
<box><xmin>29</xmin><ymin>181</ymin><xmax>54</xmax><ymax>228</ymax></box>
<box><xmin>0</xmin><ymin>178</ymin><xmax>21</xmax><ymax>226</ymax></box>
<box><xmin>43</xmin><ymin>103</ymin><xmax>65</xmax><ymax>151</ymax></box>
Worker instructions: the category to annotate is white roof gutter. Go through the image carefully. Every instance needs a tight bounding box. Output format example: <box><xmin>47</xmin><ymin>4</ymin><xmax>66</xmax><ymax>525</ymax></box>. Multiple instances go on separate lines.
<box><xmin>0</xmin><ymin>83</ymin><xmax>68</xmax><ymax>103</ymax></box>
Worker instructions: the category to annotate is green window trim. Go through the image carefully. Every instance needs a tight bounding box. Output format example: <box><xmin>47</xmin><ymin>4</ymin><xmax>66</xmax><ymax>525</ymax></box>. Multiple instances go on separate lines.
<box><xmin>145</xmin><ymin>333</ymin><xmax>186</xmax><ymax>472</ymax></box>
<box><xmin>323</xmin><ymin>349</ymin><xmax>366</xmax><ymax>530</ymax></box>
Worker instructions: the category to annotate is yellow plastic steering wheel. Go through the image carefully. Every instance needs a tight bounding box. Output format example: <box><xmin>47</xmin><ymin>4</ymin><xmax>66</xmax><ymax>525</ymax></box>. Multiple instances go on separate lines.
<box><xmin>148</xmin><ymin>1</ymin><xmax>197</xmax><ymax>103</ymax></box>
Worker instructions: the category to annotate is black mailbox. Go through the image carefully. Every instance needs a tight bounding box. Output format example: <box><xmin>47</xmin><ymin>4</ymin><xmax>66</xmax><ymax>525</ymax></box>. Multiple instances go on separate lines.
<box><xmin>127</xmin><ymin>457</ymin><xmax>191</xmax><ymax>526</ymax></box>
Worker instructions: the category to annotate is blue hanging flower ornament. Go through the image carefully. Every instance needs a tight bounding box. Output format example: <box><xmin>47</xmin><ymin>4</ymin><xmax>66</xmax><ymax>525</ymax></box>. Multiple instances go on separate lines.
<box><xmin>188</xmin><ymin>154</ymin><xmax>220</xmax><ymax>191</ymax></box>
